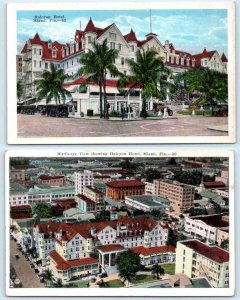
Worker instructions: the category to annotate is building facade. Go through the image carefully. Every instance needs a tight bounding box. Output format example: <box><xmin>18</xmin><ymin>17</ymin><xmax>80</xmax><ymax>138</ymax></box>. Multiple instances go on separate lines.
<box><xmin>175</xmin><ymin>240</ymin><xmax>229</xmax><ymax>288</ymax></box>
<box><xmin>106</xmin><ymin>180</ymin><xmax>145</xmax><ymax>201</ymax></box>
<box><xmin>75</xmin><ymin>170</ymin><xmax>93</xmax><ymax>195</ymax></box>
<box><xmin>153</xmin><ymin>179</ymin><xmax>195</xmax><ymax>214</ymax></box>
<box><xmin>39</xmin><ymin>175</ymin><xmax>65</xmax><ymax>186</ymax></box>
<box><xmin>18</xmin><ymin>18</ymin><xmax>228</xmax><ymax>113</ymax></box>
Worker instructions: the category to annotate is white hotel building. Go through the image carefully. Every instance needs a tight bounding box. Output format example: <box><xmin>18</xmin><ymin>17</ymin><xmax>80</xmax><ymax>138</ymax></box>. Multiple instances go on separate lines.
<box><xmin>18</xmin><ymin>18</ymin><xmax>228</xmax><ymax>115</ymax></box>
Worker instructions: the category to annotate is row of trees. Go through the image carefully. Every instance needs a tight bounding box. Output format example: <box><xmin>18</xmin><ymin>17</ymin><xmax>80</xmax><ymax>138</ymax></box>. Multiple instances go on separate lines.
<box><xmin>19</xmin><ymin>39</ymin><xmax>228</xmax><ymax>118</ymax></box>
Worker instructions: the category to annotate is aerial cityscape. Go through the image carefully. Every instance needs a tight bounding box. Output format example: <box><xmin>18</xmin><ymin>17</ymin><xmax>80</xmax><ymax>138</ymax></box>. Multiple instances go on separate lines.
<box><xmin>9</xmin><ymin>155</ymin><xmax>231</xmax><ymax>289</ymax></box>
<box><xmin>14</xmin><ymin>9</ymin><xmax>230</xmax><ymax>139</ymax></box>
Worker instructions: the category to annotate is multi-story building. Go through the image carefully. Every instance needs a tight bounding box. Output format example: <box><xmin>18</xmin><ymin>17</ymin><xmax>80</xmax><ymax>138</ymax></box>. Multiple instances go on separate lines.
<box><xmin>34</xmin><ymin>216</ymin><xmax>169</xmax><ymax>260</ymax></box>
<box><xmin>106</xmin><ymin>180</ymin><xmax>145</xmax><ymax>201</ymax></box>
<box><xmin>76</xmin><ymin>185</ymin><xmax>105</xmax><ymax>213</ymax></box>
<box><xmin>175</xmin><ymin>239</ymin><xmax>229</xmax><ymax>288</ymax></box>
<box><xmin>18</xmin><ymin>18</ymin><xmax>228</xmax><ymax>113</ymax></box>
<box><xmin>184</xmin><ymin>214</ymin><xmax>229</xmax><ymax>245</ymax></box>
<box><xmin>39</xmin><ymin>175</ymin><xmax>65</xmax><ymax>186</ymax></box>
<box><xmin>75</xmin><ymin>170</ymin><xmax>93</xmax><ymax>195</ymax></box>
<box><xmin>153</xmin><ymin>179</ymin><xmax>195</xmax><ymax>214</ymax></box>
<box><xmin>144</xmin><ymin>181</ymin><xmax>154</xmax><ymax>194</ymax></box>
<box><xmin>125</xmin><ymin>195</ymin><xmax>171</xmax><ymax>213</ymax></box>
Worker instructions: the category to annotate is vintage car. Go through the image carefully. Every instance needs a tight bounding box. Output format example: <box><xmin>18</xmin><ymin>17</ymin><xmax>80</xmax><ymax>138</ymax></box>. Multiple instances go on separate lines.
<box><xmin>153</xmin><ymin>103</ymin><xmax>173</xmax><ymax>116</ymax></box>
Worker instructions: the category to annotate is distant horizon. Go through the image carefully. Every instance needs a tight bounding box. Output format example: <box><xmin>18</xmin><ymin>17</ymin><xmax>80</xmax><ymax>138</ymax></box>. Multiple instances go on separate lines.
<box><xmin>17</xmin><ymin>9</ymin><xmax>228</xmax><ymax>56</ymax></box>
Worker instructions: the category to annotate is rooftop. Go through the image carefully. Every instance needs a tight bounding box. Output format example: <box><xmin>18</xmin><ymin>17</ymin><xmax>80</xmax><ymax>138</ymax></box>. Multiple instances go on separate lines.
<box><xmin>98</xmin><ymin>244</ymin><xmax>125</xmax><ymax>253</ymax></box>
<box><xmin>189</xmin><ymin>214</ymin><xmax>229</xmax><ymax>228</ymax></box>
<box><xmin>106</xmin><ymin>180</ymin><xmax>145</xmax><ymax>188</ymax></box>
<box><xmin>10</xmin><ymin>182</ymin><xmax>28</xmax><ymax>194</ymax></box>
<box><xmin>50</xmin><ymin>250</ymin><xmax>98</xmax><ymax>270</ymax></box>
<box><xmin>132</xmin><ymin>245</ymin><xmax>175</xmax><ymax>256</ymax></box>
<box><xmin>39</xmin><ymin>175</ymin><xmax>65</xmax><ymax>180</ymax></box>
<box><xmin>28</xmin><ymin>186</ymin><xmax>75</xmax><ymax>195</ymax></box>
<box><xmin>125</xmin><ymin>195</ymin><xmax>170</xmax><ymax>208</ymax></box>
<box><xmin>180</xmin><ymin>240</ymin><xmax>229</xmax><ymax>264</ymax></box>
<box><xmin>203</xmin><ymin>181</ymin><xmax>226</xmax><ymax>188</ymax></box>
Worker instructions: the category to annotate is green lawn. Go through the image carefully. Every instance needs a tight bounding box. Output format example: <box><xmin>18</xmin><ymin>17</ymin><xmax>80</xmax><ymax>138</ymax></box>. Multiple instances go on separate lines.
<box><xmin>70</xmin><ymin>280</ymin><xmax>89</xmax><ymax>288</ymax></box>
<box><xmin>107</xmin><ymin>279</ymin><xmax>125</xmax><ymax>288</ymax></box>
<box><xmin>162</xmin><ymin>264</ymin><xmax>175</xmax><ymax>275</ymax></box>
<box><xmin>134</xmin><ymin>274</ymin><xmax>155</xmax><ymax>284</ymax></box>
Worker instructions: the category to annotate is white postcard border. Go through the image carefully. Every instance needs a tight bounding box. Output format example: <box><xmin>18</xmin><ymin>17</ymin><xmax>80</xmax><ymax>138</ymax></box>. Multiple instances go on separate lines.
<box><xmin>5</xmin><ymin>149</ymin><xmax>235</xmax><ymax>296</ymax></box>
<box><xmin>7</xmin><ymin>1</ymin><xmax>236</xmax><ymax>144</ymax></box>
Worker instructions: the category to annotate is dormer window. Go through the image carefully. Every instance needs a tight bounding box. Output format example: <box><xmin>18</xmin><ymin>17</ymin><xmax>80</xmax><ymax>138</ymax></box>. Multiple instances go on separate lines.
<box><xmin>52</xmin><ymin>48</ymin><xmax>57</xmax><ymax>58</ymax></box>
<box><xmin>48</xmin><ymin>41</ymin><xmax>52</xmax><ymax>49</ymax></box>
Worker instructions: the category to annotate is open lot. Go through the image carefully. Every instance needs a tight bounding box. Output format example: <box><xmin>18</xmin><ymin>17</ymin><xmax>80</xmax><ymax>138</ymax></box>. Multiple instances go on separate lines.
<box><xmin>17</xmin><ymin>114</ymin><xmax>228</xmax><ymax>138</ymax></box>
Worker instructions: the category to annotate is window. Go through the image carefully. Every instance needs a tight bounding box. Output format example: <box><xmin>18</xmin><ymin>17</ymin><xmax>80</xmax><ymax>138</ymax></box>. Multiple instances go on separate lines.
<box><xmin>39</xmin><ymin>49</ymin><xmax>42</xmax><ymax>55</ymax></box>
<box><xmin>33</xmin><ymin>48</ymin><xmax>36</xmax><ymax>55</ymax></box>
<box><xmin>118</xmin><ymin>44</ymin><xmax>121</xmax><ymax>51</ymax></box>
<box><xmin>33</xmin><ymin>60</ymin><xmax>37</xmax><ymax>67</ymax></box>
<box><xmin>88</xmin><ymin>36</ymin><xmax>92</xmax><ymax>44</ymax></box>
<box><xmin>45</xmin><ymin>62</ymin><xmax>48</xmax><ymax>69</ymax></box>
<box><xmin>52</xmin><ymin>49</ymin><xmax>57</xmax><ymax>57</ymax></box>
<box><xmin>39</xmin><ymin>61</ymin><xmax>41</xmax><ymax>68</ymax></box>
<box><xmin>131</xmin><ymin>45</ymin><xmax>134</xmax><ymax>52</ymax></box>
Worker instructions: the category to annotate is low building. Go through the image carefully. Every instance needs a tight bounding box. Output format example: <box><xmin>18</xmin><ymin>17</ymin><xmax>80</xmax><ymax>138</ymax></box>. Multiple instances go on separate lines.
<box><xmin>10</xmin><ymin>170</ymin><xmax>30</xmax><ymax>182</ymax></box>
<box><xmin>215</xmin><ymin>170</ymin><xmax>229</xmax><ymax>186</ymax></box>
<box><xmin>10</xmin><ymin>205</ymin><xmax>32</xmax><ymax>220</ymax></box>
<box><xmin>199</xmin><ymin>190</ymin><xmax>226</xmax><ymax>207</ymax></box>
<box><xmin>106</xmin><ymin>180</ymin><xmax>145</xmax><ymax>201</ymax></box>
<box><xmin>52</xmin><ymin>199</ymin><xmax>77</xmax><ymax>216</ymax></box>
<box><xmin>49</xmin><ymin>250</ymin><xmax>99</xmax><ymax>282</ymax></box>
<box><xmin>184</xmin><ymin>214</ymin><xmax>229</xmax><ymax>245</ymax></box>
<box><xmin>175</xmin><ymin>239</ymin><xmax>229</xmax><ymax>288</ymax></box>
<box><xmin>203</xmin><ymin>181</ymin><xmax>226</xmax><ymax>189</ymax></box>
<box><xmin>131</xmin><ymin>245</ymin><xmax>176</xmax><ymax>266</ymax></box>
<box><xmin>39</xmin><ymin>175</ymin><xmax>65</xmax><ymax>187</ymax></box>
<box><xmin>125</xmin><ymin>195</ymin><xmax>171</xmax><ymax>212</ymax></box>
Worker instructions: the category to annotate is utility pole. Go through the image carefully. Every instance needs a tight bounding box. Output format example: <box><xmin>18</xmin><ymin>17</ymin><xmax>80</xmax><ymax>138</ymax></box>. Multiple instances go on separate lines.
<box><xmin>150</xmin><ymin>9</ymin><xmax>152</xmax><ymax>33</ymax></box>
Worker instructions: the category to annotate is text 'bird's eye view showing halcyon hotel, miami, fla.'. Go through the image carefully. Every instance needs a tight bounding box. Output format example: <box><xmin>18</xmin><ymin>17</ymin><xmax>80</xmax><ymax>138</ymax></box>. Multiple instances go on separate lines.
<box><xmin>14</xmin><ymin>8</ymin><xmax>231</xmax><ymax>139</ymax></box>
<box><xmin>8</xmin><ymin>155</ymin><xmax>231</xmax><ymax>290</ymax></box>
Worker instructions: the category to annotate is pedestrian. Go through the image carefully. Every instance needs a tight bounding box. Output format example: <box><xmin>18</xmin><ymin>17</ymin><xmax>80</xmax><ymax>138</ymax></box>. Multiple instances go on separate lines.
<box><xmin>121</xmin><ymin>105</ymin><xmax>125</xmax><ymax>120</ymax></box>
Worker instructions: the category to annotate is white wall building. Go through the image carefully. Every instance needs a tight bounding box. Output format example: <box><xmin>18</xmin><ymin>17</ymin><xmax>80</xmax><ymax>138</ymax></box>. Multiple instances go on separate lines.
<box><xmin>75</xmin><ymin>170</ymin><xmax>93</xmax><ymax>195</ymax></box>
<box><xmin>175</xmin><ymin>239</ymin><xmax>229</xmax><ymax>288</ymax></box>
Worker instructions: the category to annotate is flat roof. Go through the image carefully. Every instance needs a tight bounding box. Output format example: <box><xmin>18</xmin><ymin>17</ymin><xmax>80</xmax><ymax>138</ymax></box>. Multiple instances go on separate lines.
<box><xmin>106</xmin><ymin>180</ymin><xmax>145</xmax><ymax>188</ymax></box>
<box><xmin>181</xmin><ymin>240</ymin><xmax>229</xmax><ymax>264</ymax></box>
<box><xmin>125</xmin><ymin>195</ymin><xmax>170</xmax><ymax>207</ymax></box>
<box><xmin>28</xmin><ymin>186</ymin><xmax>75</xmax><ymax>195</ymax></box>
<box><xmin>10</xmin><ymin>182</ymin><xmax>28</xmax><ymax>193</ymax></box>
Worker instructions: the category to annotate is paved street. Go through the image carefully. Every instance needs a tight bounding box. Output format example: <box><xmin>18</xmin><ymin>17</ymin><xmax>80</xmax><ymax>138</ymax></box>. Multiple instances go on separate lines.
<box><xmin>17</xmin><ymin>114</ymin><xmax>228</xmax><ymax>138</ymax></box>
<box><xmin>10</xmin><ymin>238</ymin><xmax>44</xmax><ymax>288</ymax></box>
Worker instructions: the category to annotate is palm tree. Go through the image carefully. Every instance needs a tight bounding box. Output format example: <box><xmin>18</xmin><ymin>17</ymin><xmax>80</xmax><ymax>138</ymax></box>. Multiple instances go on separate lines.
<box><xmin>54</xmin><ymin>278</ymin><xmax>63</xmax><ymax>288</ymax></box>
<box><xmin>119</xmin><ymin>49</ymin><xmax>167</xmax><ymax>118</ymax></box>
<box><xmin>152</xmin><ymin>264</ymin><xmax>165</xmax><ymax>279</ymax></box>
<box><xmin>43</xmin><ymin>269</ymin><xmax>54</xmax><ymax>287</ymax></box>
<box><xmin>77</xmin><ymin>39</ymin><xmax>121</xmax><ymax>118</ymax></box>
<box><xmin>35</xmin><ymin>63</ymin><xmax>72</xmax><ymax>105</ymax></box>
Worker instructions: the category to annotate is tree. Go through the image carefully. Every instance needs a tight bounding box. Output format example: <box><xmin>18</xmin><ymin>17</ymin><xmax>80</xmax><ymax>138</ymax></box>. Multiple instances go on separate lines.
<box><xmin>120</xmin><ymin>49</ymin><xmax>167</xmax><ymax>118</ymax></box>
<box><xmin>180</xmin><ymin>67</ymin><xmax>228</xmax><ymax>111</ymax></box>
<box><xmin>166</xmin><ymin>228</ymin><xmax>178</xmax><ymax>246</ymax></box>
<box><xmin>152</xmin><ymin>264</ymin><xmax>165</xmax><ymax>279</ymax></box>
<box><xmin>32</xmin><ymin>203</ymin><xmax>53</xmax><ymax>219</ymax></box>
<box><xmin>43</xmin><ymin>269</ymin><xmax>54</xmax><ymax>287</ymax></box>
<box><xmin>116</xmin><ymin>250</ymin><xmax>141</xmax><ymax>284</ymax></box>
<box><xmin>17</xmin><ymin>81</ymin><xmax>24</xmax><ymax>100</ymax></box>
<box><xmin>77</xmin><ymin>39</ymin><xmax>121</xmax><ymax>118</ymax></box>
<box><xmin>189</xmin><ymin>207</ymin><xmax>207</xmax><ymax>217</ymax></box>
<box><xmin>220</xmin><ymin>238</ymin><xmax>229</xmax><ymax>250</ymax></box>
<box><xmin>35</xmin><ymin>63</ymin><xmax>72</xmax><ymax>104</ymax></box>
<box><xmin>150</xmin><ymin>209</ymin><xmax>163</xmax><ymax>218</ymax></box>
<box><xmin>95</xmin><ymin>210</ymin><xmax>110</xmax><ymax>221</ymax></box>
<box><xmin>145</xmin><ymin>168</ymin><xmax>162</xmax><ymax>183</ymax></box>
<box><xmin>54</xmin><ymin>278</ymin><xmax>63</xmax><ymax>287</ymax></box>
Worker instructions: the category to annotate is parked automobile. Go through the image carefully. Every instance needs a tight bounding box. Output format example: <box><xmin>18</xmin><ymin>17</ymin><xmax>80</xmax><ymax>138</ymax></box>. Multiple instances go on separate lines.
<box><xmin>153</xmin><ymin>103</ymin><xmax>173</xmax><ymax>116</ymax></box>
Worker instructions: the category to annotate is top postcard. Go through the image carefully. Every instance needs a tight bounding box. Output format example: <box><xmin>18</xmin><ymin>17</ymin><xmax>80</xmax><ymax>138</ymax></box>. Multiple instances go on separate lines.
<box><xmin>7</xmin><ymin>2</ymin><xmax>236</xmax><ymax>144</ymax></box>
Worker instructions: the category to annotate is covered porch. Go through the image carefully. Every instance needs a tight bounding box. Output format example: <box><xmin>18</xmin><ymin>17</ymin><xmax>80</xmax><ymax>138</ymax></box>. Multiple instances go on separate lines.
<box><xmin>98</xmin><ymin>244</ymin><xmax>126</xmax><ymax>272</ymax></box>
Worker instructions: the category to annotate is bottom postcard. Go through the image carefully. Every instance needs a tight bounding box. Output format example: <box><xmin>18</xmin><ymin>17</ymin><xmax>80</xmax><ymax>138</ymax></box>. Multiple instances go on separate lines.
<box><xmin>5</xmin><ymin>150</ymin><xmax>234</xmax><ymax>296</ymax></box>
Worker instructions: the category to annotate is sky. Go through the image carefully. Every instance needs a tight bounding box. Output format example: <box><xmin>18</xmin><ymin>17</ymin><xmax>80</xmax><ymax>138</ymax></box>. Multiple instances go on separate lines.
<box><xmin>17</xmin><ymin>9</ymin><xmax>228</xmax><ymax>56</ymax></box>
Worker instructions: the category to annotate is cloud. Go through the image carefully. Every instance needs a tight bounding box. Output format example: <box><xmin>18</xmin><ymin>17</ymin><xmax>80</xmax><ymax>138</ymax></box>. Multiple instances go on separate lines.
<box><xmin>17</xmin><ymin>12</ymin><xmax>228</xmax><ymax>55</ymax></box>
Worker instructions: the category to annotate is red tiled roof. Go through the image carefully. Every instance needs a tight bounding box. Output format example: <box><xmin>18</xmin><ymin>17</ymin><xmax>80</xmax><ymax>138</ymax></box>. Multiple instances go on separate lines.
<box><xmin>98</xmin><ymin>244</ymin><xmax>125</xmax><ymax>253</ymax></box>
<box><xmin>203</xmin><ymin>181</ymin><xmax>226</xmax><ymax>188</ymax></box>
<box><xmin>21</xmin><ymin>42</ymin><xmax>28</xmax><ymax>54</ymax></box>
<box><xmin>84</xmin><ymin>18</ymin><xmax>96</xmax><ymax>33</ymax></box>
<box><xmin>137</xmin><ymin>35</ymin><xmax>154</xmax><ymax>47</ymax></box>
<box><xmin>39</xmin><ymin>175</ymin><xmax>64</xmax><ymax>180</ymax></box>
<box><xmin>124</xmin><ymin>29</ymin><xmax>138</xmax><ymax>43</ymax></box>
<box><xmin>76</xmin><ymin>194</ymin><xmax>96</xmax><ymax>205</ymax></box>
<box><xmin>191</xmin><ymin>214</ymin><xmax>229</xmax><ymax>228</ymax></box>
<box><xmin>36</xmin><ymin>216</ymin><xmax>162</xmax><ymax>241</ymax></box>
<box><xmin>221</xmin><ymin>53</ymin><xmax>228</xmax><ymax>62</ymax></box>
<box><xmin>181</xmin><ymin>240</ymin><xmax>229</xmax><ymax>263</ymax></box>
<box><xmin>106</xmin><ymin>180</ymin><xmax>145</xmax><ymax>188</ymax></box>
<box><xmin>85</xmin><ymin>186</ymin><xmax>104</xmax><ymax>195</ymax></box>
<box><xmin>11</xmin><ymin>205</ymin><xmax>31</xmax><ymax>211</ymax></box>
<box><xmin>10</xmin><ymin>212</ymin><xmax>32</xmax><ymax>219</ymax></box>
<box><xmin>50</xmin><ymin>250</ymin><xmax>98</xmax><ymax>270</ymax></box>
<box><xmin>132</xmin><ymin>245</ymin><xmax>175</xmax><ymax>256</ymax></box>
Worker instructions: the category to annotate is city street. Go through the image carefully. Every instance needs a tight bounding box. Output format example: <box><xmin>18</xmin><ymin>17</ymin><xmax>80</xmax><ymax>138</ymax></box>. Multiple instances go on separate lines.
<box><xmin>10</xmin><ymin>238</ymin><xmax>44</xmax><ymax>288</ymax></box>
<box><xmin>17</xmin><ymin>114</ymin><xmax>228</xmax><ymax>138</ymax></box>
